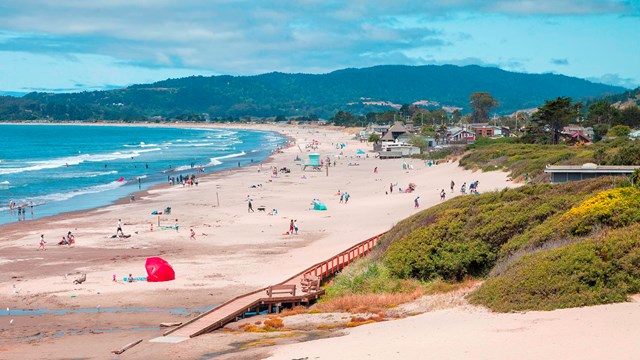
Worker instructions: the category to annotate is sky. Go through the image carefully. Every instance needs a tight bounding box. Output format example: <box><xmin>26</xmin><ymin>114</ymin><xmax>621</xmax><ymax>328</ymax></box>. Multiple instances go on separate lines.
<box><xmin>0</xmin><ymin>0</ymin><xmax>638</xmax><ymax>93</ymax></box>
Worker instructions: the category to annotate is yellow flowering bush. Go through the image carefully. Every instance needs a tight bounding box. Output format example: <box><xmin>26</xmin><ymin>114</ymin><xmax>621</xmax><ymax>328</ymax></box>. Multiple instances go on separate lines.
<box><xmin>561</xmin><ymin>188</ymin><xmax>640</xmax><ymax>236</ymax></box>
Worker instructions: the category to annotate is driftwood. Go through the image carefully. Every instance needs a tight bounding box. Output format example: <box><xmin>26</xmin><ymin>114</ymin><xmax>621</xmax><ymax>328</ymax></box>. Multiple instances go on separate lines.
<box><xmin>73</xmin><ymin>273</ymin><xmax>86</xmax><ymax>285</ymax></box>
<box><xmin>160</xmin><ymin>322</ymin><xmax>182</xmax><ymax>327</ymax></box>
<box><xmin>112</xmin><ymin>339</ymin><xmax>143</xmax><ymax>355</ymax></box>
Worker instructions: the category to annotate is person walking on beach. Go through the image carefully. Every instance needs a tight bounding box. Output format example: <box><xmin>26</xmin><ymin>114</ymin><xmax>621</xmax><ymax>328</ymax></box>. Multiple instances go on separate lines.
<box><xmin>374</xmin><ymin>167</ymin><xmax>378</xmax><ymax>174</ymax></box>
<box><xmin>293</xmin><ymin>220</ymin><xmax>298</xmax><ymax>235</ymax></box>
<box><xmin>414</xmin><ymin>196</ymin><xmax>420</xmax><ymax>208</ymax></box>
<box><xmin>339</xmin><ymin>193</ymin><xmax>344</xmax><ymax>203</ymax></box>
<box><xmin>390</xmin><ymin>183</ymin><xmax>393</xmax><ymax>194</ymax></box>
<box><xmin>344</xmin><ymin>192</ymin><xmax>350</xmax><ymax>204</ymax></box>
<box><xmin>116</xmin><ymin>219</ymin><xmax>124</xmax><ymax>238</ymax></box>
<box><xmin>461</xmin><ymin>182</ymin><xmax>467</xmax><ymax>195</ymax></box>
<box><xmin>38</xmin><ymin>234</ymin><xmax>46</xmax><ymax>251</ymax></box>
<box><xmin>450</xmin><ymin>180</ymin><xmax>455</xmax><ymax>193</ymax></box>
<box><xmin>289</xmin><ymin>219</ymin><xmax>295</xmax><ymax>235</ymax></box>
<box><xmin>190</xmin><ymin>228</ymin><xmax>196</xmax><ymax>240</ymax></box>
<box><xmin>247</xmin><ymin>195</ymin><xmax>254</xmax><ymax>213</ymax></box>
<box><xmin>440</xmin><ymin>189</ymin><xmax>446</xmax><ymax>201</ymax></box>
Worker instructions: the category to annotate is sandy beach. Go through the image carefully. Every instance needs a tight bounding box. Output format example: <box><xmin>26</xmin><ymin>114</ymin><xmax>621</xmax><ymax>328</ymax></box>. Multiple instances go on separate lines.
<box><xmin>5</xmin><ymin>123</ymin><xmax>629</xmax><ymax>359</ymax></box>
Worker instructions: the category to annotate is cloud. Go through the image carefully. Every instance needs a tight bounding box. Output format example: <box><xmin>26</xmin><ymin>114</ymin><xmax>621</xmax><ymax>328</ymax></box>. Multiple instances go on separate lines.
<box><xmin>0</xmin><ymin>1</ymin><xmax>637</xmax><ymax>91</ymax></box>
<box><xmin>587</xmin><ymin>73</ymin><xmax>639</xmax><ymax>89</ymax></box>
<box><xmin>0</xmin><ymin>1</ymin><xmax>635</xmax><ymax>76</ymax></box>
<box><xmin>551</xmin><ymin>58</ymin><xmax>569</xmax><ymax>66</ymax></box>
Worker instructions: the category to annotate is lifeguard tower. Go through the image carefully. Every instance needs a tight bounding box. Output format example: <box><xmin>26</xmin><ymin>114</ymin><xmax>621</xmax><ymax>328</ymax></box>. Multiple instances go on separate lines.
<box><xmin>302</xmin><ymin>153</ymin><xmax>321</xmax><ymax>171</ymax></box>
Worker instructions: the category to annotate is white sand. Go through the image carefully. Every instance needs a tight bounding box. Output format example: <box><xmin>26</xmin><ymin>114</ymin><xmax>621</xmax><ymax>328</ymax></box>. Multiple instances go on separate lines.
<box><xmin>269</xmin><ymin>299</ymin><xmax>640</xmax><ymax>359</ymax></box>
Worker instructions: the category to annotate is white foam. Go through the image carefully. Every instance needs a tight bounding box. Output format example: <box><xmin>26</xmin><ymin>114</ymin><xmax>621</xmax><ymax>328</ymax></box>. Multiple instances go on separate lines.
<box><xmin>124</xmin><ymin>142</ymin><xmax>160</xmax><ymax>148</ymax></box>
<box><xmin>18</xmin><ymin>180</ymin><xmax>127</xmax><ymax>205</ymax></box>
<box><xmin>207</xmin><ymin>158</ymin><xmax>222</xmax><ymax>166</ymax></box>
<box><xmin>212</xmin><ymin>151</ymin><xmax>246</xmax><ymax>161</ymax></box>
<box><xmin>53</xmin><ymin>170</ymin><xmax>118</xmax><ymax>179</ymax></box>
<box><xmin>172</xmin><ymin>165</ymin><xmax>197</xmax><ymax>172</ymax></box>
<box><xmin>0</xmin><ymin>148</ymin><xmax>161</xmax><ymax>175</ymax></box>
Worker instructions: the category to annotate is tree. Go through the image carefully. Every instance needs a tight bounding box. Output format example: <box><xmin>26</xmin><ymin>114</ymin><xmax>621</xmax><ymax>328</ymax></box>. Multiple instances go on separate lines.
<box><xmin>607</xmin><ymin>125</ymin><xmax>631</xmax><ymax>137</ymax></box>
<box><xmin>615</xmin><ymin>106</ymin><xmax>640</xmax><ymax>127</ymax></box>
<box><xmin>451</xmin><ymin>109</ymin><xmax>462</xmax><ymax>122</ymax></box>
<box><xmin>331</xmin><ymin>111</ymin><xmax>363</xmax><ymax>126</ymax></box>
<box><xmin>368</xmin><ymin>134</ymin><xmax>381</xmax><ymax>142</ymax></box>
<box><xmin>531</xmin><ymin>97</ymin><xmax>582</xmax><ymax>144</ymax></box>
<box><xmin>431</xmin><ymin>109</ymin><xmax>448</xmax><ymax>125</ymax></box>
<box><xmin>408</xmin><ymin>135</ymin><xmax>429</xmax><ymax>153</ymax></box>
<box><xmin>587</xmin><ymin>100</ymin><xmax>619</xmax><ymax>124</ymax></box>
<box><xmin>469</xmin><ymin>92</ymin><xmax>499</xmax><ymax>123</ymax></box>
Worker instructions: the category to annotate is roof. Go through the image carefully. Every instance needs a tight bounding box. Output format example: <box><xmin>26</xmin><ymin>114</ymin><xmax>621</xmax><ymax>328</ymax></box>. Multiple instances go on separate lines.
<box><xmin>544</xmin><ymin>164</ymin><xmax>640</xmax><ymax>174</ymax></box>
<box><xmin>388</xmin><ymin>121</ymin><xmax>409</xmax><ymax>133</ymax></box>
<box><xmin>380</xmin><ymin>130</ymin><xmax>395</xmax><ymax>141</ymax></box>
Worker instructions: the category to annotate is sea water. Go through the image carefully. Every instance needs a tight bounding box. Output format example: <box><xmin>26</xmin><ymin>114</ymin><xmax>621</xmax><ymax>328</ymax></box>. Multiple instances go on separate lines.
<box><xmin>0</xmin><ymin>124</ymin><xmax>286</xmax><ymax>224</ymax></box>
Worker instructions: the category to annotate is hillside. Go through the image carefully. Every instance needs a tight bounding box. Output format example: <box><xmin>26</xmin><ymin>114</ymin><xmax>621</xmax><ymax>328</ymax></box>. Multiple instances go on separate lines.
<box><xmin>0</xmin><ymin>65</ymin><xmax>625</xmax><ymax>121</ymax></box>
<box><xmin>323</xmin><ymin>177</ymin><xmax>640</xmax><ymax>312</ymax></box>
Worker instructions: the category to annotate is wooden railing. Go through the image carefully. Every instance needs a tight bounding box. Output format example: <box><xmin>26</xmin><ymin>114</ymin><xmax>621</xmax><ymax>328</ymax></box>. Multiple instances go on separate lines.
<box><xmin>301</xmin><ymin>232</ymin><xmax>385</xmax><ymax>282</ymax></box>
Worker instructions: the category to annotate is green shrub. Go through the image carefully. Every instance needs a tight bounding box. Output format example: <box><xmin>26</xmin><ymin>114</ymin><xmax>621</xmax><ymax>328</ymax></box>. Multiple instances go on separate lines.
<box><xmin>382</xmin><ymin>178</ymin><xmax>626</xmax><ymax>282</ymax></box>
<box><xmin>469</xmin><ymin>224</ymin><xmax>640</xmax><ymax>312</ymax></box>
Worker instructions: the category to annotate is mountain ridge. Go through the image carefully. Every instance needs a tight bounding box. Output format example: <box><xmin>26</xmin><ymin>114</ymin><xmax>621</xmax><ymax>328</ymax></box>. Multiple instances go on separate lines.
<box><xmin>0</xmin><ymin>64</ymin><xmax>626</xmax><ymax>121</ymax></box>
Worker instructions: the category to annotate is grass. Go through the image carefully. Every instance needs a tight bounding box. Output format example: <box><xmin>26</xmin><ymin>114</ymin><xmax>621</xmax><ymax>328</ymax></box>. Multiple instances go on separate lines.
<box><xmin>316</xmin><ymin>289</ymin><xmax>424</xmax><ymax>313</ymax></box>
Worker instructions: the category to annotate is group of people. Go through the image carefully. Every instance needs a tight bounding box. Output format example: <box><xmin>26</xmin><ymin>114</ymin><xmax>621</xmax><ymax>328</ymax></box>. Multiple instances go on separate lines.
<box><xmin>338</xmin><ymin>190</ymin><xmax>351</xmax><ymax>204</ymax></box>
<box><xmin>287</xmin><ymin>219</ymin><xmax>298</xmax><ymax>235</ymax></box>
<box><xmin>168</xmin><ymin>173</ymin><xmax>199</xmax><ymax>187</ymax></box>
<box><xmin>8</xmin><ymin>199</ymin><xmax>34</xmax><ymax>221</ymax></box>
<box><xmin>460</xmin><ymin>181</ymin><xmax>480</xmax><ymax>195</ymax></box>
<box><xmin>56</xmin><ymin>232</ymin><xmax>75</xmax><ymax>247</ymax></box>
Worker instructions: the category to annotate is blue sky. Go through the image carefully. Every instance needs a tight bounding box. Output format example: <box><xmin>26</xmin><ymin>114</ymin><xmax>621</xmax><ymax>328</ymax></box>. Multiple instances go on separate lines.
<box><xmin>0</xmin><ymin>0</ymin><xmax>638</xmax><ymax>93</ymax></box>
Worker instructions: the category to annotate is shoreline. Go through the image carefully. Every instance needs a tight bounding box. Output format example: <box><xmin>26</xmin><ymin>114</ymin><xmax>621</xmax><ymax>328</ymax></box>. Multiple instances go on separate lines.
<box><xmin>0</xmin><ymin>122</ymin><xmax>294</xmax><ymax>230</ymax></box>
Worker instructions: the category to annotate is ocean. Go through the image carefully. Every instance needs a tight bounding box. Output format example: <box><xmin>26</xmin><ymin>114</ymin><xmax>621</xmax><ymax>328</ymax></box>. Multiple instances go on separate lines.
<box><xmin>0</xmin><ymin>124</ymin><xmax>286</xmax><ymax>224</ymax></box>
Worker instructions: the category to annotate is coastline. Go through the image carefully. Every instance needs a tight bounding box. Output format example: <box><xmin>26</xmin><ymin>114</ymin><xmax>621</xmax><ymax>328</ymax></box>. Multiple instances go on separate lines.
<box><xmin>0</xmin><ymin>122</ymin><xmax>292</xmax><ymax>228</ymax></box>
<box><xmin>0</xmin><ymin>123</ymin><xmax>520</xmax><ymax>359</ymax></box>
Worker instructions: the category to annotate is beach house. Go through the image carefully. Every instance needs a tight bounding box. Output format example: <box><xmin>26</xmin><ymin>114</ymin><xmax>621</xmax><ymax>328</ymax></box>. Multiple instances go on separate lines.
<box><xmin>544</xmin><ymin>163</ymin><xmax>639</xmax><ymax>183</ymax></box>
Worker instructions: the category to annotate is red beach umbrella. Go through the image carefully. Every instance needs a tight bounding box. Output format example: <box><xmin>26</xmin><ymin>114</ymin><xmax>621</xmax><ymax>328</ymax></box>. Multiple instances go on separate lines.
<box><xmin>145</xmin><ymin>257</ymin><xmax>175</xmax><ymax>282</ymax></box>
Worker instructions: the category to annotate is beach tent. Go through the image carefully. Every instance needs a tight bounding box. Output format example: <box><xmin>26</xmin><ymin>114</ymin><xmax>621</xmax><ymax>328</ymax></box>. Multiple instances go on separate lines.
<box><xmin>145</xmin><ymin>257</ymin><xmax>175</xmax><ymax>282</ymax></box>
<box><xmin>356</xmin><ymin>149</ymin><xmax>366</xmax><ymax>155</ymax></box>
<box><xmin>312</xmin><ymin>199</ymin><xmax>327</xmax><ymax>211</ymax></box>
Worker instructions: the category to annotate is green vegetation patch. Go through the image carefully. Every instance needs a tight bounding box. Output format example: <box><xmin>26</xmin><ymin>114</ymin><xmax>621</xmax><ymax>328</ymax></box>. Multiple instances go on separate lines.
<box><xmin>382</xmin><ymin>178</ymin><xmax>622</xmax><ymax>282</ymax></box>
<box><xmin>469</xmin><ymin>224</ymin><xmax>640</xmax><ymax>312</ymax></box>
<box><xmin>460</xmin><ymin>138</ymin><xmax>640</xmax><ymax>180</ymax></box>
<box><xmin>324</xmin><ymin>177</ymin><xmax>640</xmax><ymax>313</ymax></box>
